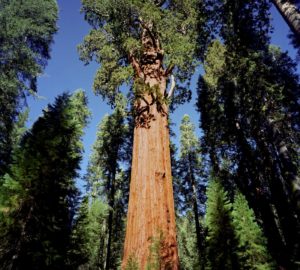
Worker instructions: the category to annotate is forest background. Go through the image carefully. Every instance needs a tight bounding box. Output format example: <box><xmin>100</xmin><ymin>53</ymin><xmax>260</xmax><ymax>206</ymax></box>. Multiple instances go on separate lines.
<box><xmin>26</xmin><ymin>0</ymin><xmax>298</xmax><ymax>181</ymax></box>
<box><xmin>1</xmin><ymin>0</ymin><xmax>300</xmax><ymax>269</ymax></box>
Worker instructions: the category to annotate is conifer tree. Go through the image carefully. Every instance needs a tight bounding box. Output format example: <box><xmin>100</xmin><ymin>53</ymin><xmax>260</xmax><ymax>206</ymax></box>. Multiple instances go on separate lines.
<box><xmin>198</xmin><ymin>38</ymin><xmax>300</xmax><ymax>268</ymax></box>
<box><xmin>177</xmin><ymin>213</ymin><xmax>203</xmax><ymax>270</ymax></box>
<box><xmin>0</xmin><ymin>0</ymin><xmax>58</xmax><ymax>176</ymax></box>
<box><xmin>68</xmin><ymin>196</ymin><xmax>108</xmax><ymax>270</ymax></box>
<box><xmin>198</xmin><ymin>0</ymin><xmax>300</xmax><ymax>265</ymax></box>
<box><xmin>232</xmin><ymin>192</ymin><xmax>276</xmax><ymax>270</ymax></box>
<box><xmin>0</xmin><ymin>91</ymin><xmax>90</xmax><ymax>269</ymax></box>
<box><xmin>204</xmin><ymin>178</ymin><xmax>237</xmax><ymax>270</ymax></box>
<box><xmin>176</xmin><ymin>114</ymin><xmax>205</xmax><ymax>266</ymax></box>
<box><xmin>85</xmin><ymin>94</ymin><xmax>128</xmax><ymax>270</ymax></box>
<box><xmin>80</xmin><ymin>1</ymin><xmax>206</xmax><ymax>268</ymax></box>
<box><xmin>204</xmin><ymin>178</ymin><xmax>276</xmax><ymax>270</ymax></box>
<box><xmin>68</xmin><ymin>196</ymin><xmax>91</xmax><ymax>268</ymax></box>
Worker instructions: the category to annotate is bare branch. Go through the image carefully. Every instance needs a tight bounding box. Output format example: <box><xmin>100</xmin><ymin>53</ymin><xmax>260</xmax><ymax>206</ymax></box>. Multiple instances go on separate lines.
<box><xmin>167</xmin><ymin>75</ymin><xmax>176</xmax><ymax>98</ymax></box>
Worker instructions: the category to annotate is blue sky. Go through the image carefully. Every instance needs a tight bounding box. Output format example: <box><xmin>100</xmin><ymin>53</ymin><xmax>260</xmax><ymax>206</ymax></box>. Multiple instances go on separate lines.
<box><xmin>27</xmin><ymin>0</ymin><xmax>299</xmax><ymax>183</ymax></box>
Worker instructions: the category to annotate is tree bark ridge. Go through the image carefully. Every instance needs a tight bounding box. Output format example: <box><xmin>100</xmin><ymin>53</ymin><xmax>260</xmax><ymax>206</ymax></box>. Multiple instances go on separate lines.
<box><xmin>122</xmin><ymin>25</ymin><xmax>179</xmax><ymax>269</ymax></box>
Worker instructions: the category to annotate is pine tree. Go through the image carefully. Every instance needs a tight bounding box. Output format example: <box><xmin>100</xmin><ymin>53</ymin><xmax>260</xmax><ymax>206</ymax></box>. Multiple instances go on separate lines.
<box><xmin>0</xmin><ymin>91</ymin><xmax>90</xmax><ymax>269</ymax></box>
<box><xmin>232</xmin><ymin>192</ymin><xmax>275</xmax><ymax>270</ymax></box>
<box><xmin>204</xmin><ymin>178</ymin><xmax>237</xmax><ymax>270</ymax></box>
<box><xmin>85</xmin><ymin>94</ymin><xmax>128</xmax><ymax>270</ymax></box>
<box><xmin>80</xmin><ymin>1</ymin><xmax>206</xmax><ymax>268</ymax></box>
<box><xmin>0</xmin><ymin>0</ymin><xmax>58</xmax><ymax>176</ymax></box>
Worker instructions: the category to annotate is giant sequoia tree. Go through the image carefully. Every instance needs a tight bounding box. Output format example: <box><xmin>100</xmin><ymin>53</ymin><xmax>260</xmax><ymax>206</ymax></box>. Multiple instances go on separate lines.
<box><xmin>0</xmin><ymin>0</ymin><xmax>58</xmax><ymax>176</ymax></box>
<box><xmin>80</xmin><ymin>1</ymin><xmax>203</xmax><ymax>268</ymax></box>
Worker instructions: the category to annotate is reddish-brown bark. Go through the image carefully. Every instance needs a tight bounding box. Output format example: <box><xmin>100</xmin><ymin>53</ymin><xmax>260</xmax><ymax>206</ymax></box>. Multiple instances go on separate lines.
<box><xmin>122</xmin><ymin>24</ymin><xmax>179</xmax><ymax>270</ymax></box>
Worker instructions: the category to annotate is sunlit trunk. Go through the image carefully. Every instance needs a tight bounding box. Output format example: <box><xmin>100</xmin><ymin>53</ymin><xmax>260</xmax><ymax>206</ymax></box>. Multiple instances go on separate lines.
<box><xmin>122</xmin><ymin>25</ymin><xmax>179</xmax><ymax>270</ymax></box>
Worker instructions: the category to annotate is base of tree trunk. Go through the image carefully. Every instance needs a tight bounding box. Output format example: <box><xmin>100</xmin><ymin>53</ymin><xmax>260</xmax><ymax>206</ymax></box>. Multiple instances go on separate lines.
<box><xmin>122</xmin><ymin>105</ymin><xmax>179</xmax><ymax>270</ymax></box>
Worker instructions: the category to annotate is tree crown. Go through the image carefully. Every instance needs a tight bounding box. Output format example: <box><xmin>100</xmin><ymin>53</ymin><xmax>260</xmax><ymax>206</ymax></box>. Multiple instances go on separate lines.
<box><xmin>79</xmin><ymin>0</ymin><xmax>203</xmax><ymax>105</ymax></box>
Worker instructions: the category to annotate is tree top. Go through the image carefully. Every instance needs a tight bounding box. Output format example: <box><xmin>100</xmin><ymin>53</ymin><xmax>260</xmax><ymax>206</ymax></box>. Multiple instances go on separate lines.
<box><xmin>79</xmin><ymin>0</ymin><xmax>204</xmax><ymax>105</ymax></box>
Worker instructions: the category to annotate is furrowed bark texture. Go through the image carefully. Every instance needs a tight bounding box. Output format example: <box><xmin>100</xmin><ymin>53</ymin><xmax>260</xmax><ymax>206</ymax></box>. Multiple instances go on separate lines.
<box><xmin>272</xmin><ymin>0</ymin><xmax>300</xmax><ymax>37</ymax></box>
<box><xmin>122</xmin><ymin>25</ymin><xmax>179</xmax><ymax>270</ymax></box>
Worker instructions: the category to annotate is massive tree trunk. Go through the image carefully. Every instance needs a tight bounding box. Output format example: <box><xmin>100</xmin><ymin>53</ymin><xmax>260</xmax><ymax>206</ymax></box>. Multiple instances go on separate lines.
<box><xmin>272</xmin><ymin>0</ymin><xmax>300</xmax><ymax>37</ymax></box>
<box><xmin>122</xmin><ymin>24</ymin><xmax>179</xmax><ymax>270</ymax></box>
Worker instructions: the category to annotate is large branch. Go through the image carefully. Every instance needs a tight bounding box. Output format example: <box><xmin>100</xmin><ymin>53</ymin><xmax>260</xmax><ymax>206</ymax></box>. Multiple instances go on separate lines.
<box><xmin>167</xmin><ymin>75</ymin><xmax>176</xmax><ymax>98</ymax></box>
<box><xmin>139</xmin><ymin>17</ymin><xmax>160</xmax><ymax>50</ymax></box>
<box><xmin>130</xmin><ymin>54</ymin><xmax>144</xmax><ymax>79</ymax></box>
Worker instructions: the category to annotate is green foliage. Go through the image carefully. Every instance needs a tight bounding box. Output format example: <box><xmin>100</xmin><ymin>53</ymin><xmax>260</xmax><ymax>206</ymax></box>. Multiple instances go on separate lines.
<box><xmin>173</xmin><ymin>114</ymin><xmax>206</xmax><ymax>268</ymax></box>
<box><xmin>68</xmin><ymin>196</ymin><xmax>109</xmax><ymax>269</ymax></box>
<box><xmin>177</xmin><ymin>213</ymin><xmax>202</xmax><ymax>270</ymax></box>
<box><xmin>205</xmin><ymin>178</ymin><xmax>237</xmax><ymax>270</ymax></box>
<box><xmin>0</xmin><ymin>0</ymin><xmax>58</xmax><ymax>175</ymax></box>
<box><xmin>204</xmin><ymin>0</ymin><xmax>271</xmax><ymax>52</ymax></box>
<box><xmin>0</xmin><ymin>90</ymin><xmax>90</xmax><ymax>269</ymax></box>
<box><xmin>179</xmin><ymin>114</ymin><xmax>201</xmax><ymax>159</ymax></box>
<box><xmin>232</xmin><ymin>192</ymin><xmax>276</xmax><ymax>270</ymax></box>
<box><xmin>175</xmin><ymin>114</ymin><xmax>204</xmax><ymax>211</ymax></box>
<box><xmin>84</xmin><ymin>94</ymin><xmax>129</xmax><ymax>270</ymax></box>
<box><xmin>79</xmin><ymin>0</ymin><xmax>204</xmax><ymax>105</ymax></box>
<box><xmin>125</xmin><ymin>255</ymin><xmax>140</xmax><ymax>270</ymax></box>
<box><xmin>146</xmin><ymin>232</ymin><xmax>165</xmax><ymax>270</ymax></box>
<box><xmin>204</xmin><ymin>178</ymin><xmax>275</xmax><ymax>270</ymax></box>
<box><xmin>85</xmin><ymin>93</ymin><xmax>128</xmax><ymax>193</ymax></box>
<box><xmin>10</xmin><ymin>110</ymin><xmax>29</xmax><ymax>150</ymax></box>
<box><xmin>197</xmin><ymin>10</ymin><xmax>300</xmax><ymax>263</ymax></box>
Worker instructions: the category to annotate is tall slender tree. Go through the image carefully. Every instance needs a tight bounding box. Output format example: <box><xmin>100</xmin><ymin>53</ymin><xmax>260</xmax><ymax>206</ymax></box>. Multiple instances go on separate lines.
<box><xmin>0</xmin><ymin>91</ymin><xmax>90</xmax><ymax>269</ymax></box>
<box><xmin>0</xmin><ymin>0</ymin><xmax>58</xmax><ymax>176</ymax></box>
<box><xmin>85</xmin><ymin>94</ymin><xmax>128</xmax><ymax>270</ymax></box>
<box><xmin>176</xmin><ymin>114</ymin><xmax>205</xmax><ymax>266</ymax></box>
<box><xmin>79</xmin><ymin>1</ymin><xmax>205</xmax><ymax>268</ymax></box>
